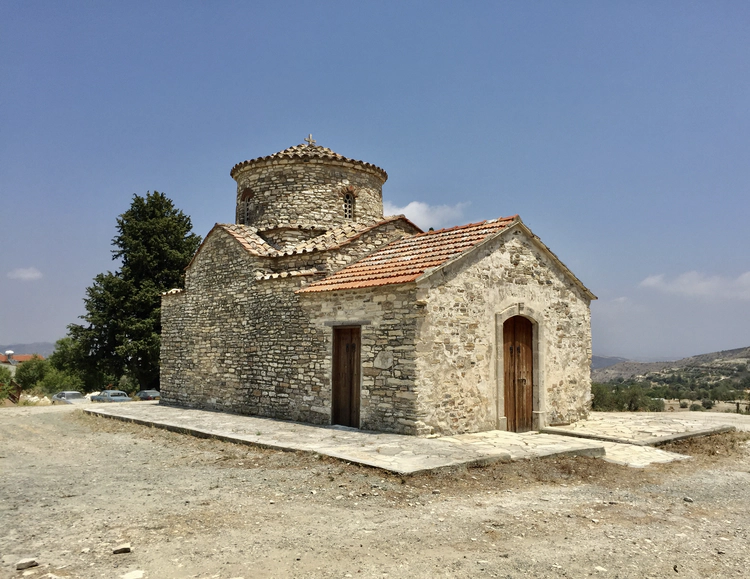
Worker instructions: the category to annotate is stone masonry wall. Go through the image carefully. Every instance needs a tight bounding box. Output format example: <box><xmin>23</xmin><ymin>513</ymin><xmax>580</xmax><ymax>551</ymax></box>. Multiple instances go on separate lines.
<box><xmin>414</xmin><ymin>227</ymin><xmax>593</xmax><ymax>435</ymax></box>
<box><xmin>161</xmin><ymin>219</ymin><xmax>423</xmax><ymax>432</ymax></box>
<box><xmin>300</xmin><ymin>285</ymin><xmax>422</xmax><ymax>434</ymax></box>
<box><xmin>234</xmin><ymin>160</ymin><xmax>384</xmax><ymax>230</ymax></box>
<box><xmin>161</xmin><ymin>229</ymin><xmax>330</xmax><ymax>422</ymax></box>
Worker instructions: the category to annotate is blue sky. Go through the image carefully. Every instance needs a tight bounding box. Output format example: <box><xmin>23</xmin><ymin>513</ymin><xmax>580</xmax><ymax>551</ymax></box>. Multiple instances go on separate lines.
<box><xmin>1</xmin><ymin>1</ymin><xmax>748</xmax><ymax>360</ymax></box>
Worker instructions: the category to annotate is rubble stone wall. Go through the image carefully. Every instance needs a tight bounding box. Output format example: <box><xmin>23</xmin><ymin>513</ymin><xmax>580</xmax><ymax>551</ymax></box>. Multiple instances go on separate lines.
<box><xmin>414</xmin><ymin>227</ymin><xmax>593</xmax><ymax>435</ymax></box>
<box><xmin>234</xmin><ymin>160</ymin><xmax>385</xmax><ymax>230</ymax></box>
<box><xmin>160</xmin><ymin>229</ymin><xmax>330</xmax><ymax>422</ymax></box>
<box><xmin>300</xmin><ymin>285</ymin><xmax>422</xmax><ymax>435</ymax></box>
<box><xmin>160</xmin><ymin>221</ymin><xmax>424</xmax><ymax>433</ymax></box>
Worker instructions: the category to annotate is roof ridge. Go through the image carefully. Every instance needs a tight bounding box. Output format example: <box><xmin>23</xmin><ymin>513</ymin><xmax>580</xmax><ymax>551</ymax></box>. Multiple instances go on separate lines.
<box><xmin>298</xmin><ymin>215</ymin><xmax>518</xmax><ymax>294</ymax></box>
<box><xmin>413</xmin><ymin>215</ymin><xmax>517</xmax><ymax>237</ymax></box>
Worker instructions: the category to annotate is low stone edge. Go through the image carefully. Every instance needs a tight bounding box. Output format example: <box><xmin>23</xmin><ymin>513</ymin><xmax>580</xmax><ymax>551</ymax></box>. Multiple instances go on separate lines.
<box><xmin>541</xmin><ymin>424</ymin><xmax>736</xmax><ymax>446</ymax></box>
<box><xmin>646</xmin><ymin>425</ymin><xmax>736</xmax><ymax>446</ymax></box>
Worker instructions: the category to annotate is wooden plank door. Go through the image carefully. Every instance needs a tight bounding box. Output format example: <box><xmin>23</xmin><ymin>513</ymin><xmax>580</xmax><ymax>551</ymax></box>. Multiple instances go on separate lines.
<box><xmin>332</xmin><ymin>327</ymin><xmax>361</xmax><ymax>427</ymax></box>
<box><xmin>503</xmin><ymin>316</ymin><xmax>533</xmax><ymax>432</ymax></box>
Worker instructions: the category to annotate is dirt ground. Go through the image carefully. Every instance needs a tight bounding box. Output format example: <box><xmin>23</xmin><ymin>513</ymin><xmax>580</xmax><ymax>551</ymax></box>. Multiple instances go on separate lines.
<box><xmin>1</xmin><ymin>406</ymin><xmax>749</xmax><ymax>579</ymax></box>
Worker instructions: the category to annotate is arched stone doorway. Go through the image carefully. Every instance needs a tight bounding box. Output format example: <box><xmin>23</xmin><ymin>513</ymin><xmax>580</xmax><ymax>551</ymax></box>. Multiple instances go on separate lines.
<box><xmin>503</xmin><ymin>315</ymin><xmax>534</xmax><ymax>432</ymax></box>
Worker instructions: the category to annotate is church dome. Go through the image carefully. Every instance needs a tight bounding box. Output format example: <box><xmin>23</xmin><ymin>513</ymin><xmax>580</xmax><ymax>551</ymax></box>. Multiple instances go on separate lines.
<box><xmin>231</xmin><ymin>136</ymin><xmax>386</xmax><ymax>243</ymax></box>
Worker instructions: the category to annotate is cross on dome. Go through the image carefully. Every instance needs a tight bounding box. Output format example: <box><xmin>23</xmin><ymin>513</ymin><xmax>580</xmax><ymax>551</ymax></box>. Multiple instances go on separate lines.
<box><xmin>304</xmin><ymin>134</ymin><xmax>316</xmax><ymax>146</ymax></box>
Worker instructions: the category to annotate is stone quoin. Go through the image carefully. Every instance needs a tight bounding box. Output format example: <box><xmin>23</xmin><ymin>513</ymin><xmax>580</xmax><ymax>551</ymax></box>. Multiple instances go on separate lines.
<box><xmin>160</xmin><ymin>138</ymin><xmax>596</xmax><ymax>435</ymax></box>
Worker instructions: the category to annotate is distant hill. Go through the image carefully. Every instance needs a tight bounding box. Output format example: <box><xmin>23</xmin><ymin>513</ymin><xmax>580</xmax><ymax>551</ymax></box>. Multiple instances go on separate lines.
<box><xmin>591</xmin><ymin>355</ymin><xmax>629</xmax><ymax>370</ymax></box>
<box><xmin>592</xmin><ymin>346</ymin><xmax>750</xmax><ymax>383</ymax></box>
<box><xmin>0</xmin><ymin>342</ymin><xmax>56</xmax><ymax>357</ymax></box>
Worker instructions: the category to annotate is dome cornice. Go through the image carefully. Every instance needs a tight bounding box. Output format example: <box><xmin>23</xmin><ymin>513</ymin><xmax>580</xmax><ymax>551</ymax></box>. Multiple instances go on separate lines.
<box><xmin>230</xmin><ymin>141</ymin><xmax>388</xmax><ymax>182</ymax></box>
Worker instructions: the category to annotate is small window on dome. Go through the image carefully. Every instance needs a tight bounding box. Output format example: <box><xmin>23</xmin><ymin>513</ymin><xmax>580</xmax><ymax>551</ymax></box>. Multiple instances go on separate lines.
<box><xmin>238</xmin><ymin>189</ymin><xmax>254</xmax><ymax>224</ymax></box>
<box><xmin>343</xmin><ymin>193</ymin><xmax>354</xmax><ymax>219</ymax></box>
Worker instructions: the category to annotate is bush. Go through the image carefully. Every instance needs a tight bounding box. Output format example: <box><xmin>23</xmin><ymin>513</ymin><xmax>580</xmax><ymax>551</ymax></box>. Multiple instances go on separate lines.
<box><xmin>0</xmin><ymin>365</ymin><xmax>13</xmax><ymax>396</ymax></box>
<box><xmin>621</xmin><ymin>385</ymin><xmax>654</xmax><ymax>411</ymax></box>
<box><xmin>36</xmin><ymin>367</ymin><xmax>84</xmax><ymax>396</ymax></box>
<box><xmin>14</xmin><ymin>356</ymin><xmax>49</xmax><ymax>390</ymax></box>
<box><xmin>647</xmin><ymin>397</ymin><xmax>665</xmax><ymax>412</ymax></box>
<box><xmin>591</xmin><ymin>383</ymin><xmax>619</xmax><ymax>411</ymax></box>
<box><xmin>701</xmin><ymin>399</ymin><xmax>714</xmax><ymax>410</ymax></box>
<box><xmin>689</xmin><ymin>403</ymin><xmax>704</xmax><ymax>411</ymax></box>
<box><xmin>591</xmin><ymin>382</ymin><xmax>664</xmax><ymax>412</ymax></box>
<box><xmin>679</xmin><ymin>400</ymin><xmax>689</xmax><ymax>409</ymax></box>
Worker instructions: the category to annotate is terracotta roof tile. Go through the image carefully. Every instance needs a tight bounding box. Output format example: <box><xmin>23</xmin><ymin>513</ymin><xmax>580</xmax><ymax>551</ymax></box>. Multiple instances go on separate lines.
<box><xmin>185</xmin><ymin>216</ymin><xmax>421</xmax><ymax>273</ymax></box>
<box><xmin>0</xmin><ymin>354</ymin><xmax>43</xmax><ymax>363</ymax></box>
<box><xmin>290</xmin><ymin>215</ymin><xmax>419</xmax><ymax>254</ymax></box>
<box><xmin>230</xmin><ymin>142</ymin><xmax>387</xmax><ymax>181</ymax></box>
<box><xmin>298</xmin><ymin>216</ymin><xmax>518</xmax><ymax>293</ymax></box>
<box><xmin>219</xmin><ymin>223</ymin><xmax>279</xmax><ymax>257</ymax></box>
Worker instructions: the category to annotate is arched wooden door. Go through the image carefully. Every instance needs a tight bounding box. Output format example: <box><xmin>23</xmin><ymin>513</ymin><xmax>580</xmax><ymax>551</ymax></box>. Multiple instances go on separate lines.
<box><xmin>503</xmin><ymin>316</ymin><xmax>533</xmax><ymax>432</ymax></box>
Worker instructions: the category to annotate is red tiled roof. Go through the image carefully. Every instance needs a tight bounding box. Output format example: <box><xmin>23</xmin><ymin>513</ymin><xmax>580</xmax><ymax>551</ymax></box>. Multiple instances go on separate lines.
<box><xmin>189</xmin><ymin>215</ymin><xmax>421</xmax><ymax>268</ymax></box>
<box><xmin>291</xmin><ymin>215</ymin><xmax>421</xmax><ymax>254</ymax></box>
<box><xmin>220</xmin><ymin>223</ymin><xmax>279</xmax><ymax>257</ymax></box>
<box><xmin>230</xmin><ymin>142</ymin><xmax>388</xmax><ymax>181</ymax></box>
<box><xmin>0</xmin><ymin>354</ymin><xmax>43</xmax><ymax>363</ymax></box>
<box><xmin>297</xmin><ymin>216</ymin><xmax>518</xmax><ymax>293</ymax></box>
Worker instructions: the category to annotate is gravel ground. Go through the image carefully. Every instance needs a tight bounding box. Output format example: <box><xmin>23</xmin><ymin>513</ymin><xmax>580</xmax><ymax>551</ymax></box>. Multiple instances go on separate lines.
<box><xmin>1</xmin><ymin>405</ymin><xmax>749</xmax><ymax>579</ymax></box>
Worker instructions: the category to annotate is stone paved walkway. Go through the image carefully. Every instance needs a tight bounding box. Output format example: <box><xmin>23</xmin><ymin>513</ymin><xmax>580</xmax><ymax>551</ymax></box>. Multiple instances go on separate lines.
<box><xmin>84</xmin><ymin>403</ymin><xmax>607</xmax><ymax>474</ymax></box>
<box><xmin>542</xmin><ymin>411</ymin><xmax>742</xmax><ymax>445</ymax></box>
<box><xmin>80</xmin><ymin>404</ymin><xmax>741</xmax><ymax>473</ymax></box>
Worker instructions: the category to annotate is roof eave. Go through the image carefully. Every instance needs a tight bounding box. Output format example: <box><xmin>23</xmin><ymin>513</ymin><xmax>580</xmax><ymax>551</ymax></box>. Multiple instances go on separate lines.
<box><xmin>230</xmin><ymin>154</ymin><xmax>388</xmax><ymax>182</ymax></box>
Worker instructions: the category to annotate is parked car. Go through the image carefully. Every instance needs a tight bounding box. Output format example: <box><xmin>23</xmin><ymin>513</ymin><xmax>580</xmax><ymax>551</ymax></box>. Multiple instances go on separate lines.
<box><xmin>90</xmin><ymin>390</ymin><xmax>132</xmax><ymax>403</ymax></box>
<box><xmin>51</xmin><ymin>391</ymin><xmax>88</xmax><ymax>404</ymax></box>
<box><xmin>135</xmin><ymin>390</ymin><xmax>160</xmax><ymax>401</ymax></box>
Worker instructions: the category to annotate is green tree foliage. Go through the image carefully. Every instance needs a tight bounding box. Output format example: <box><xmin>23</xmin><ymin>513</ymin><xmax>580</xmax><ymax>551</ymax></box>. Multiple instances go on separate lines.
<box><xmin>48</xmin><ymin>337</ymin><xmax>110</xmax><ymax>393</ymax></box>
<box><xmin>36</xmin><ymin>367</ymin><xmax>84</xmax><ymax>395</ymax></box>
<box><xmin>0</xmin><ymin>365</ymin><xmax>14</xmax><ymax>399</ymax></box>
<box><xmin>8</xmin><ymin>354</ymin><xmax>85</xmax><ymax>396</ymax></box>
<box><xmin>67</xmin><ymin>192</ymin><xmax>201</xmax><ymax>390</ymax></box>
<box><xmin>0</xmin><ymin>365</ymin><xmax>11</xmax><ymax>386</ymax></box>
<box><xmin>14</xmin><ymin>356</ymin><xmax>49</xmax><ymax>390</ymax></box>
<box><xmin>591</xmin><ymin>382</ymin><xmax>664</xmax><ymax>412</ymax></box>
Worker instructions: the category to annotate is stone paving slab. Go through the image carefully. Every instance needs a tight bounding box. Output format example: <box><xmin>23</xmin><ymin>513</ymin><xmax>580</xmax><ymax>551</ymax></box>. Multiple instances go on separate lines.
<box><xmin>542</xmin><ymin>411</ymin><xmax>739</xmax><ymax>446</ymax></box>
<box><xmin>442</xmin><ymin>430</ymin><xmax>691</xmax><ymax>468</ymax></box>
<box><xmin>599</xmin><ymin>442</ymin><xmax>690</xmax><ymax>468</ymax></box>
<box><xmin>441</xmin><ymin>430</ymin><xmax>605</xmax><ymax>460</ymax></box>
<box><xmin>84</xmin><ymin>403</ymin><xmax>607</xmax><ymax>475</ymax></box>
<box><xmin>81</xmin><ymin>404</ymin><xmax>724</xmax><ymax>472</ymax></box>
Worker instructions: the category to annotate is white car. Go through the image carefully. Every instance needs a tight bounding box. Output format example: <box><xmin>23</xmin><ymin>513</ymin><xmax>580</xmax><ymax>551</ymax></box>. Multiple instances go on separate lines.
<box><xmin>51</xmin><ymin>391</ymin><xmax>89</xmax><ymax>404</ymax></box>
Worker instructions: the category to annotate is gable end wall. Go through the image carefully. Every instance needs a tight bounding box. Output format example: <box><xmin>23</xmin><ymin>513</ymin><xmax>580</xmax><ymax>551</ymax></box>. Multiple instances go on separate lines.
<box><xmin>415</xmin><ymin>228</ymin><xmax>592</xmax><ymax>435</ymax></box>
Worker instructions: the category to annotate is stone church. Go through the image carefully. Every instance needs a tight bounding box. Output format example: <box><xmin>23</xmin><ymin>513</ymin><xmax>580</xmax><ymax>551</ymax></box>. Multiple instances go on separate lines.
<box><xmin>160</xmin><ymin>138</ymin><xmax>596</xmax><ymax>435</ymax></box>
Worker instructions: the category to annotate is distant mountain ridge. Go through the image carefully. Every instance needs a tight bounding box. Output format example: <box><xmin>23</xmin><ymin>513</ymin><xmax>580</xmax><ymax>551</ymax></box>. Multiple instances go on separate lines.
<box><xmin>592</xmin><ymin>346</ymin><xmax>750</xmax><ymax>382</ymax></box>
<box><xmin>0</xmin><ymin>342</ymin><xmax>56</xmax><ymax>357</ymax></box>
<box><xmin>591</xmin><ymin>355</ymin><xmax>629</xmax><ymax>370</ymax></box>
<box><xmin>3</xmin><ymin>343</ymin><xmax>748</xmax><ymax>381</ymax></box>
